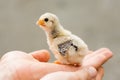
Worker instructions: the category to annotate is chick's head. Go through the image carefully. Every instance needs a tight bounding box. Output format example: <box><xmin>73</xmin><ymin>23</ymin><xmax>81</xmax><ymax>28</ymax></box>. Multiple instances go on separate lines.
<box><xmin>36</xmin><ymin>13</ymin><xmax>59</xmax><ymax>31</ymax></box>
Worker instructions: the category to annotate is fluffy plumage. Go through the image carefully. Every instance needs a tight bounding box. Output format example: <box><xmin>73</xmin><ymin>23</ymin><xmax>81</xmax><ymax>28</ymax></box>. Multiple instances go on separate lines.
<box><xmin>36</xmin><ymin>13</ymin><xmax>89</xmax><ymax>65</ymax></box>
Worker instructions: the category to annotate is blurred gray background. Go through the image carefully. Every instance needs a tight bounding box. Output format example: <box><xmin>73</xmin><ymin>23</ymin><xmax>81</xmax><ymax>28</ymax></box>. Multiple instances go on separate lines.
<box><xmin>0</xmin><ymin>0</ymin><xmax>119</xmax><ymax>79</ymax></box>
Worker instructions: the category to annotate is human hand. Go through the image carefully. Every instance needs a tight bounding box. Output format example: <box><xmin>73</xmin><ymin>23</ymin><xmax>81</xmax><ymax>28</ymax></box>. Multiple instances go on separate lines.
<box><xmin>0</xmin><ymin>50</ymin><xmax>79</xmax><ymax>80</ymax></box>
<box><xmin>0</xmin><ymin>48</ymin><xmax>112</xmax><ymax>80</ymax></box>
<box><xmin>41</xmin><ymin>48</ymin><xmax>112</xmax><ymax>80</ymax></box>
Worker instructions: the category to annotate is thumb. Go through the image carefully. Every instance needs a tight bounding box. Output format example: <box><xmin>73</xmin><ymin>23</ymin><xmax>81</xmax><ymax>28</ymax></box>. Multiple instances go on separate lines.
<box><xmin>41</xmin><ymin>66</ymin><xmax>97</xmax><ymax>80</ymax></box>
<box><xmin>30</xmin><ymin>50</ymin><xmax>50</xmax><ymax>62</ymax></box>
<box><xmin>75</xmin><ymin>66</ymin><xmax>97</xmax><ymax>80</ymax></box>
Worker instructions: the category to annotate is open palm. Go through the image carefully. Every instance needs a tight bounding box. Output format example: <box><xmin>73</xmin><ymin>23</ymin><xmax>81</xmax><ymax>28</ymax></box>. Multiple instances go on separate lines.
<box><xmin>0</xmin><ymin>48</ymin><xmax>112</xmax><ymax>80</ymax></box>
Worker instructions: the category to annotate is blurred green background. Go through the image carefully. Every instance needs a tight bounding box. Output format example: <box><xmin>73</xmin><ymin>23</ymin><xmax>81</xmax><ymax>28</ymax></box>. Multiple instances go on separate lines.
<box><xmin>0</xmin><ymin>0</ymin><xmax>119</xmax><ymax>79</ymax></box>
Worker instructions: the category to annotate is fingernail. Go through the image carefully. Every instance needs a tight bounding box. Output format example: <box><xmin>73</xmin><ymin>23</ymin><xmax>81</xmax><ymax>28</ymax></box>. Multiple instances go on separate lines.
<box><xmin>87</xmin><ymin>67</ymin><xmax>97</xmax><ymax>78</ymax></box>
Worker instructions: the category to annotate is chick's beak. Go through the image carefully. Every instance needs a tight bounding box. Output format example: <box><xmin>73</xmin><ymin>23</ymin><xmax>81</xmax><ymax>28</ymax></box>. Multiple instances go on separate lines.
<box><xmin>36</xmin><ymin>20</ymin><xmax>45</xmax><ymax>27</ymax></box>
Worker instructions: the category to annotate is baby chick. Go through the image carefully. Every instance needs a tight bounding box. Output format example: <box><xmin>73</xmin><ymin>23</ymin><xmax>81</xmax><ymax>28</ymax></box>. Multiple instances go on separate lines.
<box><xmin>36</xmin><ymin>13</ymin><xmax>89</xmax><ymax>65</ymax></box>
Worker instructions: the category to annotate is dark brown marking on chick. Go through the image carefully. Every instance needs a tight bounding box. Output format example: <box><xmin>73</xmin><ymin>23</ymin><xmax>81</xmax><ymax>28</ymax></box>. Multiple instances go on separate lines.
<box><xmin>71</xmin><ymin>43</ymin><xmax>78</xmax><ymax>51</ymax></box>
<box><xmin>58</xmin><ymin>40</ymin><xmax>78</xmax><ymax>56</ymax></box>
<box><xmin>51</xmin><ymin>29</ymin><xmax>59</xmax><ymax>38</ymax></box>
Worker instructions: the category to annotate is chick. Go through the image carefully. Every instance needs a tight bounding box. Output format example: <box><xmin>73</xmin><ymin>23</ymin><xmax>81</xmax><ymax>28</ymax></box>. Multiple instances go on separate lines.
<box><xmin>36</xmin><ymin>13</ymin><xmax>89</xmax><ymax>65</ymax></box>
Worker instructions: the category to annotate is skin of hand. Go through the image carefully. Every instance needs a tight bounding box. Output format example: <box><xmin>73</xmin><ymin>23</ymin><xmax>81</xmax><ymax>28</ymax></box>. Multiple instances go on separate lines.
<box><xmin>41</xmin><ymin>66</ymin><xmax>103</xmax><ymax>80</ymax></box>
<box><xmin>0</xmin><ymin>48</ymin><xmax>113</xmax><ymax>80</ymax></box>
<box><xmin>41</xmin><ymin>48</ymin><xmax>112</xmax><ymax>80</ymax></box>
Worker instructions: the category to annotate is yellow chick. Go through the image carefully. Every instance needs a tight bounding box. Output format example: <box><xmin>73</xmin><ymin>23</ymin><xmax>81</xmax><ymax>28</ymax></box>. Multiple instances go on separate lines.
<box><xmin>36</xmin><ymin>13</ymin><xmax>89</xmax><ymax>65</ymax></box>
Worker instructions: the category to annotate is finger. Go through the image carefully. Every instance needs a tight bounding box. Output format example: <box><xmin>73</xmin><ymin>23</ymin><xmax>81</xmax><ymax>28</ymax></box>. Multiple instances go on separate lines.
<box><xmin>82</xmin><ymin>48</ymin><xmax>113</xmax><ymax>68</ymax></box>
<box><xmin>94</xmin><ymin>48</ymin><xmax>109</xmax><ymax>55</ymax></box>
<box><xmin>75</xmin><ymin>66</ymin><xmax>97</xmax><ymax>80</ymax></box>
<box><xmin>96</xmin><ymin>67</ymin><xmax>104</xmax><ymax>80</ymax></box>
<box><xmin>84</xmin><ymin>48</ymin><xmax>111</xmax><ymax>61</ymax></box>
<box><xmin>83</xmin><ymin>51</ymin><xmax>93</xmax><ymax>60</ymax></box>
<box><xmin>92</xmin><ymin>48</ymin><xmax>113</xmax><ymax>68</ymax></box>
<box><xmin>30</xmin><ymin>62</ymin><xmax>79</xmax><ymax>79</ymax></box>
<box><xmin>41</xmin><ymin>71</ymin><xmax>75</xmax><ymax>80</ymax></box>
<box><xmin>41</xmin><ymin>66</ymin><xmax>97</xmax><ymax>80</ymax></box>
<box><xmin>30</xmin><ymin>50</ymin><xmax>50</xmax><ymax>62</ymax></box>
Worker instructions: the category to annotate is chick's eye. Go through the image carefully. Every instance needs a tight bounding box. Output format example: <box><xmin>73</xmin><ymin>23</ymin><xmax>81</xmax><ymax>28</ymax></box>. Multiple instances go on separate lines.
<box><xmin>44</xmin><ymin>18</ymin><xmax>49</xmax><ymax>22</ymax></box>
